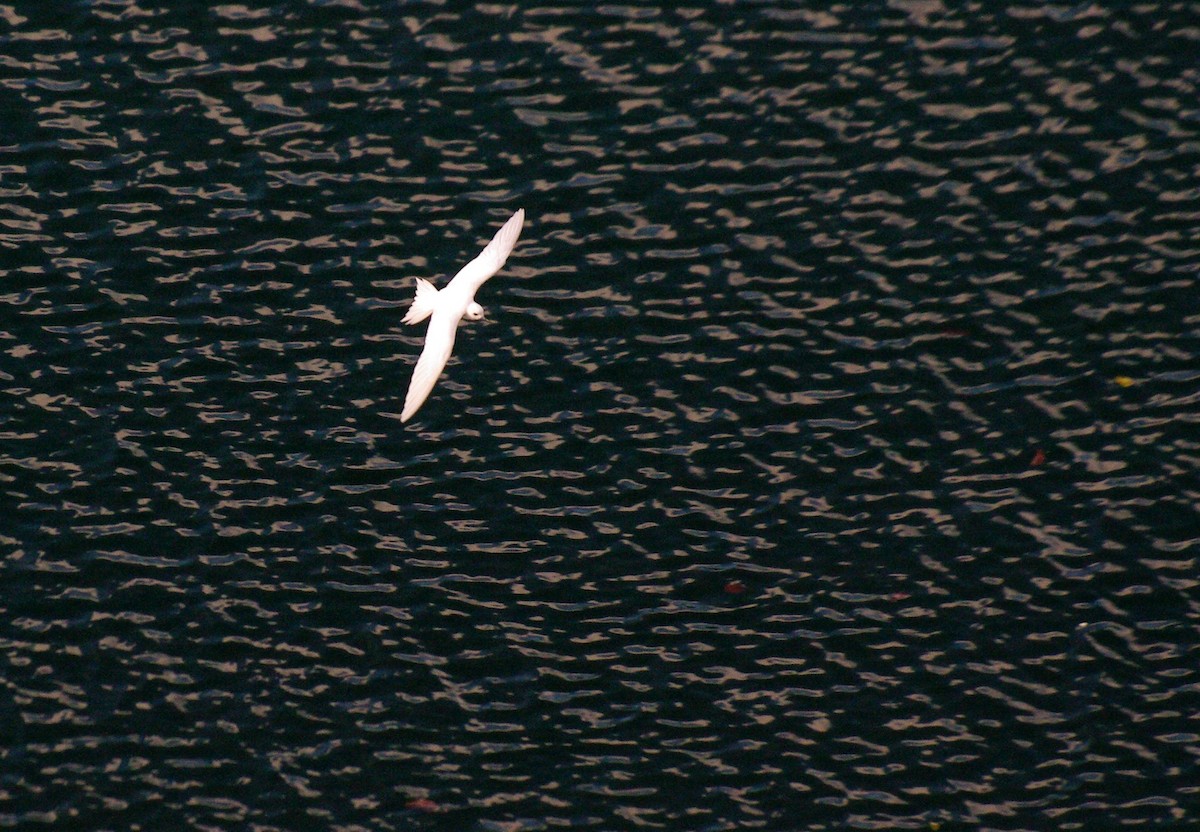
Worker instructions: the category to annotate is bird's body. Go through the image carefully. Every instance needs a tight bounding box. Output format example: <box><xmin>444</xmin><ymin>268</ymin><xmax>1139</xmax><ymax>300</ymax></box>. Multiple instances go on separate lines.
<box><xmin>400</xmin><ymin>209</ymin><xmax>524</xmax><ymax>422</ymax></box>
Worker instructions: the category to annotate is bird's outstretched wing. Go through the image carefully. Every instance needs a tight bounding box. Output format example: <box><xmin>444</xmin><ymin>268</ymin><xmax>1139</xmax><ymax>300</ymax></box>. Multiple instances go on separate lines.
<box><xmin>401</xmin><ymin>311</ymin><xmax>459</xmax><ymax>422</ymax></box>
<box><xmin>445</xmin><ymin>208</ymin><xmax>524</xmax><ymax>296</ymax></box>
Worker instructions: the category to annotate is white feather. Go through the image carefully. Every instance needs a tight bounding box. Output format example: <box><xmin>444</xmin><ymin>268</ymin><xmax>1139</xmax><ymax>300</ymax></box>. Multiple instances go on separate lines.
<box><xmin>444</xmin><ymin>207</ymin><xmax>525</xmax><ymax>298</ymax></box>
<box><xmin>400</xmin><ymin>311</ymin><xmax>457</xmax><ymax>422</ymax></box>
<box><xmin>402</xmin><ymin>278</ymin><xmax>439</xmax><ymax>325</ymax></box>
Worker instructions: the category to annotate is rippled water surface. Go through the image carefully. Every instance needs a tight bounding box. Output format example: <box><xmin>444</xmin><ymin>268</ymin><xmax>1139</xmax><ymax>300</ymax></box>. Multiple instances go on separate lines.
<box><xmin>3</xmin><ymin>3</ymin><xmax>1199</xmax><ymax>830</ymax></box>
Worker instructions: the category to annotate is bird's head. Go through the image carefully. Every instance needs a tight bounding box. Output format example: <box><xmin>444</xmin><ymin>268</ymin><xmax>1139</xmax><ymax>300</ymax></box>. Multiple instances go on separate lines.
<box><xmin>465</xmin><ymin>302</ymin><xmax>485</xmax><ymax>321</ymax></box>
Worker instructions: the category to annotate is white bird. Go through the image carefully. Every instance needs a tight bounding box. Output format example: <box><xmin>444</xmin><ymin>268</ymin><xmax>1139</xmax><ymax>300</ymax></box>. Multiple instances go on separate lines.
<box><xmin>400</xmin><ymin>208</ymin><xmax>525</xmax><ymax>422</ymax></box>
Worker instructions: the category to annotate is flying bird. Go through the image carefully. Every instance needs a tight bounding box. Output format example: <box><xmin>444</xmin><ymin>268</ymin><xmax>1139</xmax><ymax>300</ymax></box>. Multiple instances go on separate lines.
<box><xmin>400</xmin><ymin>208</ymin><xmax>525</xmax><ymax>422</ymax></box>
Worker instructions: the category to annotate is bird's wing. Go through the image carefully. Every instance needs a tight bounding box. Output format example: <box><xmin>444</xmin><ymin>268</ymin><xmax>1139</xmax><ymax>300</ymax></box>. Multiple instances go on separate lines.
<box><xmin>401</xmin><ymin>311</ymin><xmax>459</xmax><ymax>422</ymax></box>
<box><xmin>445</xmin><ymin>208</ymin><xmax>524</xmax><ymax>296</ymax></box>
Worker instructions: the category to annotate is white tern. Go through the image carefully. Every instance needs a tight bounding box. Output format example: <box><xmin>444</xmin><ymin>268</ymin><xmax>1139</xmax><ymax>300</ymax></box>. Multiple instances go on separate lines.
<box><xmin>400</xmin><ymin>208</ymin><xmax>525</xmax><ymax>422</ymax></box>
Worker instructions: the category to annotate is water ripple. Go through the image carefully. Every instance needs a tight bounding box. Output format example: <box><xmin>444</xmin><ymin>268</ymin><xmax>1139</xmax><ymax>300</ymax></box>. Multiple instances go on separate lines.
<box><xmin>2</xmin><ymin>3</ymin><xmax>1198</xmax><ymax>831</ymax></box>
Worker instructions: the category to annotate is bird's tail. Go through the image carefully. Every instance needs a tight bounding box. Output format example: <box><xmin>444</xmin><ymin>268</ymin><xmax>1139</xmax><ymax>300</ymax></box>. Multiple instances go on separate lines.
<box><xmin>402</xmin><ymin>278</ymin><xmax>439</xmax><ymax>325</ymax></box>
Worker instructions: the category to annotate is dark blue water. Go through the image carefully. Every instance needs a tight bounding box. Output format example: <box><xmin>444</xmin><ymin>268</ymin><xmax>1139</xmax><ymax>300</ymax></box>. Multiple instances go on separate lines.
<box><xmin>2</xmin><ymin>3</ymin><xmax>1198</xmax><ymax>830</ymax></box>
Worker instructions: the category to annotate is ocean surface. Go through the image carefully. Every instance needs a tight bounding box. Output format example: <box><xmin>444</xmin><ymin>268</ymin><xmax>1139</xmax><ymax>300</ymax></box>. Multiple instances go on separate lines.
<box><xmin>2</xmin><ymin>3</ymin><xmax>1198</xmax><ymax>830</ymax></box>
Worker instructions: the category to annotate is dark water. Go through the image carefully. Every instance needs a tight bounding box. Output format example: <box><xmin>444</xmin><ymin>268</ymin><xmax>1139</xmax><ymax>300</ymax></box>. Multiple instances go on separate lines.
<box><xmin>3</xmin><ymin>3</ymin><xmax>1199</xmax><ymax>830</ymax></box>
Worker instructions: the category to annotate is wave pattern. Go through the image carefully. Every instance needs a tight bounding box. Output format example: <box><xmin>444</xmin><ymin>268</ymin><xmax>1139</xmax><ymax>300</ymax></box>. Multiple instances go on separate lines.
<box><xmin>2</xmin><ymin>3</ymin><xmax>1198</xmax><ymax>830</ymax></box>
